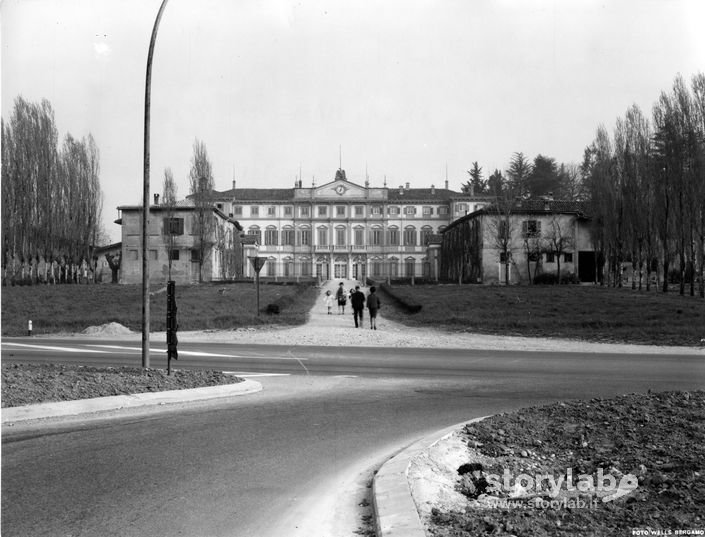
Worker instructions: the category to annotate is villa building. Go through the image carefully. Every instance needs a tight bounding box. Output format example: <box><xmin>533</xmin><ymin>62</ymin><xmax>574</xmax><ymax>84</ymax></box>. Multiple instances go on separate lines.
<box><xmin>115</xmin><ymin>169</ymin><xmax>491</xmax><ymax>284</ymax></box>
<box><xmin>440</xmin><ymin>198</ymin><xmax>594</xmax><ymax>284</ymax></box>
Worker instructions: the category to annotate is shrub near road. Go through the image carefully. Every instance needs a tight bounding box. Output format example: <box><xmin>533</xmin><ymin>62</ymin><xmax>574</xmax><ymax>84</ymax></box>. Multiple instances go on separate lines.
<box><xmin>1</xmin><ymin>282</ymin><xmax>318</xmax><ymax>336</ymax></box>
<box><xmin>379</xmin><ymin>284</ymin><xmax>704</xmax><ymax>347</ymax></box>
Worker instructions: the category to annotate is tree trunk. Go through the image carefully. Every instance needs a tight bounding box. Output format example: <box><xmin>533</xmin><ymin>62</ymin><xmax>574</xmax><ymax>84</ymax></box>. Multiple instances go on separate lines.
<box><xmin>662</xmin><ymin>258</ymin><xmax>669</xmax><ymax>293</ymax></box>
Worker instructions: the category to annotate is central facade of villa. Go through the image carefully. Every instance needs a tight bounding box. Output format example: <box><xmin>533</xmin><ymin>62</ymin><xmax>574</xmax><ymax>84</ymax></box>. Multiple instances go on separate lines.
<box><xmin>210</xmin><ymin>170</ymin><xmax>490</xmax><ymax>282</ymax></box>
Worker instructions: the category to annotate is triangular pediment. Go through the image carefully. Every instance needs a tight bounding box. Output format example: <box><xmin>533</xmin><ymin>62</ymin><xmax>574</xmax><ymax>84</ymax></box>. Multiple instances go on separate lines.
<box><xmin>314</xmin><ymin>179</ymin><xmax>368</xmax><ymax>199</ymax></box>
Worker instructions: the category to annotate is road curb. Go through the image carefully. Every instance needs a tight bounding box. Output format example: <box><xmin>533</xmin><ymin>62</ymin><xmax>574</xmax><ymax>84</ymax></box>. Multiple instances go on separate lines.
<box><xmin>372</xmin><ymin>416</ymin><xmax>489</xmax><ymax>537</ymax></box>
<box><xmin>1</xmin><ymin>379</ymin><xmax>263</xmax><ymax>424</ymax></box>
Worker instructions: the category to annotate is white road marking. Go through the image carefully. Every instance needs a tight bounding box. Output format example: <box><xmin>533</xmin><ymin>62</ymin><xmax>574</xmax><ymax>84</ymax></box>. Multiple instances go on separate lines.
<box><xmin>22</xmin><ymin>343</ymin><xmax>308</xmax><ymax>365</ymax></box>
<box><xmin>2</xmin><ymin>342</ymin><xmax>110</xmax><ymax>354</ymax></box>
<box><xmin>223</xmin><ymin>371</ymin><xmax>291</xmax><ymax>377</ymax></box>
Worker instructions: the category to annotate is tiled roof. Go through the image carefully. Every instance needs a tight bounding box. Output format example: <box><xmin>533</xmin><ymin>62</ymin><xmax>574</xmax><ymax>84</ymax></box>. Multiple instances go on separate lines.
<box><xmin>210</xmin><ymin>188</ymin><xmax>296</xmax><ymax>201</ymax></box>
<box><xmin>444</xmin><ymin>198</ymin><xmax>591</xmax><ymax>233</ymax></box>
<box><xmin>387</xmin><ymin>188</ymin><xmax>485</xmax><ymax>201</ymax></box>
<box><xmin>202</xmin><ymin>187</ymin><xmax>488</xmax><ymax>203</ymax></box>
<box><xmin>482</xmin><ymin>199</ymin><xmax>591</xmax><ymax>216</ymax></box>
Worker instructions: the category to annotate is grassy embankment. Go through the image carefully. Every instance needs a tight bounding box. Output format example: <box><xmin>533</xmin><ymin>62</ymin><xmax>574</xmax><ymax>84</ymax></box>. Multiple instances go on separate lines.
<box><xmin>2</xmin><ymin>281</ymin><xmax>704</xmax><ymax>346</ymax></box>
<box><xmin>378</xmin><ymin>283</ymin><xmax>705</xmax><ymax>347</ymax></box>
<box><xmin>1</xmin><ymin>282</ymin><xmax>319</xmax><ymax>336</ymax></box>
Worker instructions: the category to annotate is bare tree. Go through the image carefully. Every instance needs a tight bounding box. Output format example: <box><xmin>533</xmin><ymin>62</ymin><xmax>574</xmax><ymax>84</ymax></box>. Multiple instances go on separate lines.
<box><xmin>1</xmin><ymin>96</ymin><xmax>103</xmax><ymax>274</ymax></box>
<box><xmin>486</xmin><ymin>208</ymin><xmax>515</xmax><ymax>285</ymax></box>
<box><xmin>162</xmin><ymin>167</ymin><xmax>178</xmax><ymax>280</ymax></box>
<box><xmin>544</xmin><ymin>214</ymin><xmax>574</xmax><ymax>282</ymax></box>
<box><xmin>487</xmin><ymin>173</ymin><xmax>519</xmax><ymax>285</ymax></box>
<box><xmin>188</xmin><ymin>139</ymin><xmax>215</xmax><ymax>283</ymax></box>
<box><xmin>691</xmin><ymin>73</ymin><xmax>705</xmax><ymax>298</ymax></box>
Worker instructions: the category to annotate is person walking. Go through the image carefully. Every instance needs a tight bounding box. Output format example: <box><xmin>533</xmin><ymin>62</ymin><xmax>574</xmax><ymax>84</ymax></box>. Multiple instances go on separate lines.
<box><xmin>366</xmin><ymin>286</ymin><xmax>381</xmax><ymax>330</ymax></box>
<box><xmin>350</xmin><ymin>285</ymin><xmax>366</xmax><ymax>328</ymax></box>
<box><xmin>335</xmin><ymin>281</ymin><xmax>347</xmax><ymax>314</ymax></box>
<box><xmin>323</xmin><ymin>290</ymin><xmax>334</xmax><ymax>315</ymax></box>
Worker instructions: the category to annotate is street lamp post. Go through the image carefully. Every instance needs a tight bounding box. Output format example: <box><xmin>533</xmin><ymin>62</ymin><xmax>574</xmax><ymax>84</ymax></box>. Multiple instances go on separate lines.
<box><xmin>142</xmin><ymin>0</ymin><xmax>170</xmax><ymax>369</ymax></box>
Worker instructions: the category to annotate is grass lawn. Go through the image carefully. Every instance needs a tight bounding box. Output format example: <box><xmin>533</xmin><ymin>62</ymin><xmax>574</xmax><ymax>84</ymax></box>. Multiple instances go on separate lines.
<box><xmin>378</xmin><ymin>283</ymin><xmax>705</xmax><ymax>347</ymax></box>
<box><xmin>1</xmin><ymin>281</ymin><xmax>319</xmax><ymax>336</ymax></box>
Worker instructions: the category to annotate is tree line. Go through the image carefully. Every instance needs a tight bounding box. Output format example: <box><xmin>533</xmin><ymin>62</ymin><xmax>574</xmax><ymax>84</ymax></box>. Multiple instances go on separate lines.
<box><xmin>582</xmin><ymin>73</ymin><xmax>704</xmax><ymax>296</ymax></box>
<box><xmin>1</xmin><ymin>96</ymin><xmax>104</xmax><ymax>277</ymax></box>
<box><xmin>462</xmin><ymin>153</ymin><xmax>585</xmax><ymax>202</ymax></box>
<box><xmin>462</xmin><ymin>73</ymin><xmax>704</xmax><ymax>296</ymax></box>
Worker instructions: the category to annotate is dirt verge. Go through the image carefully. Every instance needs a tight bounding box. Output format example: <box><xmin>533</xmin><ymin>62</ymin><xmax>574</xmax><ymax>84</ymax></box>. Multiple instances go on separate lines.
<box><xmin>423</xmin><ymin>391</ymin><xmax>705</xmax><ymax>537</ymax></box>
<box><xmin>1</xmin><ymin>363</ymin><xmax>242</xmax><ymax>408</ymax></box>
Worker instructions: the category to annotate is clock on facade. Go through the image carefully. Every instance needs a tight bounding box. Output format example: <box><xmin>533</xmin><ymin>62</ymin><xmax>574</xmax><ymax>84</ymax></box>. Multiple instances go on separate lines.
<box><xmin>335</xmin><ymin>185</ymin><xmax>347</xmax><ymax>195</ymax></box>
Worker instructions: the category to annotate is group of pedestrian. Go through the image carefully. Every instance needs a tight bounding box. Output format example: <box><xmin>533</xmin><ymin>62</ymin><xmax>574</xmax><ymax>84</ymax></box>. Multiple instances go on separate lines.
<box><xmin>323</xmin><ymin>281</ymin><xmax>381</xmax><ymax>329</ymax></box>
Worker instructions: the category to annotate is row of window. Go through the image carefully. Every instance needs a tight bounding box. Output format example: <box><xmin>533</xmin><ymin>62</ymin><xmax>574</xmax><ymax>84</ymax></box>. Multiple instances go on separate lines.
<box><xmin>248</xmin><ymin>225</ymin><xmax>443</xmax><ymax>247</ymax></box>
<box><xmin>232</xmin><ymin>204</ymin><xmax>453</xmax><ymax>218</ymax></box>
<box><xmin>127</xmin><ymin>249</ymin><xmax>200</xmax><ymax>262</ymax></box>
<box><xmin>499</xmin><ymin>252</ymin><xmax>574</xmax><ymax>263</ymax></box>
<box><xmin>255</xmin><ymin>257</ymin><xmax>429</xmax><ymax>278</ymax></box>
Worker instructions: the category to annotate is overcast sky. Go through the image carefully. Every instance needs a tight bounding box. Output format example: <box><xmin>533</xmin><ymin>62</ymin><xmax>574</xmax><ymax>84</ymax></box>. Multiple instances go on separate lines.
<box><xmin>2</xmin><ymin>0</ymin><xmax>703</xmax><ymax>243</ymax></box>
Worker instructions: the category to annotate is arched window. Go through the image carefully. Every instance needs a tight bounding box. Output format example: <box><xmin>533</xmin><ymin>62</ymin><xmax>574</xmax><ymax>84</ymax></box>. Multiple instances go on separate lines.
<box><xmin>389</xmin><ymin>256</ymin><xmax>399</xmax><ymax>277</ymax></box>
<box><xmin>420</xmin><ymin>226</ymin><xmax>433</xmax><ymax>246</ymax></box>
<box><xmin>317</xmin><ymin>226</ymin><xmax>329</xmax><ymax>246</ymax></box>
<box><xmin>300</xmin><ymin>256</ymin><xmax>312</xmax><ymax>276</ymax></box>
<box><xmin>403</xmin><ymin>226</ymin><xmax>416</xmax><ymax>246</ymax></box>
<box><xmin>388</xmin><ymin>226</ymin><xmax>400</xmax><ymax>246</ymax></box>
<box><xmin>298</xmin><ymin>225</ymin><xmax>311</xmax><ymax>246</ymax></box>
<box><xmin>247</xmin><ymin>226</ymin><xmax>261</xmax><ymax>244</ymax></box>
<box><xmin>405</xmin><ymin>257</ymin><xmax>415</xmax><ymax>277</ymax></box>
<box><xmin>266</xmin><ymin>256</ymin><xmax>276</xmax><ymax>277</ymax></box>
<box><xmin>282</xmin><ymin>226</ymin><xmax>294</xmax><ymax>246</ymax></box>
<box><xmin>422</xmin><ymin>256</ymin><xmax>431</xmax><ymax>278</ymax></box>
<box><xmin>370</xmin><ymin>256</ymin><xmax>383</xmax><ymax>277</ymax></box>
<box><xmin>264</xmin><ymin>226</ymin><xmax>278</xmax><ymax>246</ymax></box>
<box><xmin>335</xmin><ymin>225</ymin><xmax>346</xmax><ymax>246</ymax></box>
<box><xmin>370</xmin><ymin>226</ymin><xmax>383</xmax><ymax>246</ymax></box>
<box><xmin>353</xmin><ymin>225</ymin><xmax>365</xmax><ymax>246</ymax></box>
<box><xmin>283</xmin><ymin>256</ymin><xmax>294</xmax><ymax>277</ymax></box>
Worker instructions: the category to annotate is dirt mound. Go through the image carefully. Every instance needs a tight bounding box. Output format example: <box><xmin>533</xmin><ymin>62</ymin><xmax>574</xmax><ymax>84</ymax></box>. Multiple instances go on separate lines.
<box><xmin>82</xmin><ymin>322</ymin><xmax>134</xmax><ymax>336</ymax></box>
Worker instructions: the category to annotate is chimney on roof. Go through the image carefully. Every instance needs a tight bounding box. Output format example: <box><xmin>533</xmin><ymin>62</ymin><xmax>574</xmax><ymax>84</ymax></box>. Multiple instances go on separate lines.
<box><xmin>431</xmin><ymin>184</ymin><xmax>435</xmax><ymax>195</ymax></box>
<box><xmin>232</xmin><ymin>180</ymin><xmax>236</xmax><ymax>190</ymax></box>
<box><xmin>153</xmin><ymin>193</ymin><xmax>160</xmax><ymax>206</ymax></box>
<box><xmin>398</xmin><ymin>185</ymin><xmax>404</xmax><ymax>195</ymax></box>
<box><xmin>445</xmin><ymin>179</ymin><xmax>449</xmax><ymax>190</ymax></box>
<box><xmin>405</xmin><ymin>182</ymin><xmax>410</xmax><ymax>189</ymax></box>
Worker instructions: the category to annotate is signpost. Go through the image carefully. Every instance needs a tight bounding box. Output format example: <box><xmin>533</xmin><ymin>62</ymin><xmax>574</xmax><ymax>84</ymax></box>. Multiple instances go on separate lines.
<box><xmin>248</xmin><ymin>256</ymin><xmax>267</xmax><ymax>316</ymax></box>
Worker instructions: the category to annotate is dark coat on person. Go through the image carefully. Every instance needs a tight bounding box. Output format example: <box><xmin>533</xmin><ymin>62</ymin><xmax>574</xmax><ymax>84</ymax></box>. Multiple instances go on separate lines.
<box><xmin>350</xmin><ymin>290</ymin><xmax>366</xmax><ymax>309</ymax></box>
<box><xmin>366</xmin><ymin>293</ymin><xmax>380</xmax><ymax>310</ymax></box>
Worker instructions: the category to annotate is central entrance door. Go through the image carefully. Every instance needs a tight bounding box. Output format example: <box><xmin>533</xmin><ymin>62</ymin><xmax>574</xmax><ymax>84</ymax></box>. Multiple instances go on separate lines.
<box><xmin>334</xmin><ymin>262</ymin><xmax>347</xmax><ymax>279</ymax></box>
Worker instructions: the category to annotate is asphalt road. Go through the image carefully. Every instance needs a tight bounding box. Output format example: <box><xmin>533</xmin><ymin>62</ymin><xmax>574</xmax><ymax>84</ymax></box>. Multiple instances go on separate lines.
<box><xmin>2</xmin><ymin>338</ymin><xmax>704</xmax><ymax>537</ymax></box>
